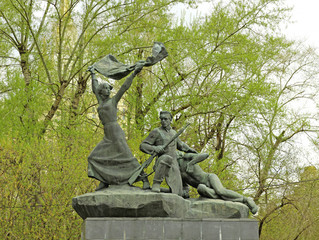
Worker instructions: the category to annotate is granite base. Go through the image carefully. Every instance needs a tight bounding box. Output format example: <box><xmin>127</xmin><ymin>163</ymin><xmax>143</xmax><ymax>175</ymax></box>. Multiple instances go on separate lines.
<box><xmin>82</xmin><ymin>217</ymin><xmax>259</xmax><ymax>240</ymax></box>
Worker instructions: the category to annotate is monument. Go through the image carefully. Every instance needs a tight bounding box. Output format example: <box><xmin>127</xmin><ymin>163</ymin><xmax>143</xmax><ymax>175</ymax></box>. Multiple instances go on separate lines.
<box><xmin>72</xmin><ymin>42</ymin><xmax>259</xmax><ymax>240</ymax></box>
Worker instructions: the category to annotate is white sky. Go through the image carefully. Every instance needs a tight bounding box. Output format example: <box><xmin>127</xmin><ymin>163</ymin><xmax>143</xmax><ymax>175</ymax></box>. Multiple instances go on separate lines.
<box><xmin>285</xmin><ymin>0</ymin><xmax>319</xmax><ymax>49</ymax></box>
<box><xmin>175</xmin><ymin>0</ymin><xmax>319</xmax><ymax>50</ymax></box>
<box><xmin>279</xmin><ymin>0</ymin><xmax>319</xmax><ymax>166</ymax></box>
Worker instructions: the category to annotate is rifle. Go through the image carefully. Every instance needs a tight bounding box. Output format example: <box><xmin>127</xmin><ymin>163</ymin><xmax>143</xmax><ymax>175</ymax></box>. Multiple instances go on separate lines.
<box><xmin>128</xmin><ymin>123</ymin><xmax>190</xmax><ymax>185</ymax></box>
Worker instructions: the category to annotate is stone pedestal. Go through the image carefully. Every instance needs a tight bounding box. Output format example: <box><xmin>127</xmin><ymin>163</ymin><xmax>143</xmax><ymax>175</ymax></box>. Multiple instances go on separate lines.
<box><xmin>73</xmin><ymin>185</ymin><xmax>259</xmax><ymax>240</ymax></box>
<box><xmin>82</xmin><ymin>217</ymin><xmax>259</xmax><ymax>240</ymax></box>
<box><xmin>72</xmin><ymin>185</ymin><xmax>249</xmax><ymax>219</ymax></box>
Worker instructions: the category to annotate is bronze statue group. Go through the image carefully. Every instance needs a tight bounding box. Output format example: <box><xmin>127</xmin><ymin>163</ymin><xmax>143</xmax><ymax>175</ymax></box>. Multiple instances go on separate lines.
<box><xmin>87</xmin><ymin>44</ymin><xmax>258</xmax><ymax>215</ymax></box>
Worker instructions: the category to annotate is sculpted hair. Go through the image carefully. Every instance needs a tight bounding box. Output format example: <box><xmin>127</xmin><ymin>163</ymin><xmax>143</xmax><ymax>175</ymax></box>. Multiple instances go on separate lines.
<box><xmin>159</xmin><ymin>111</ymin><xmax>173</xmax><ymax>120</ymax></box>
<box><xmin>97</xmin><ymin>82</ymin><xmax>113</xmax><ymax>93</ymax></box>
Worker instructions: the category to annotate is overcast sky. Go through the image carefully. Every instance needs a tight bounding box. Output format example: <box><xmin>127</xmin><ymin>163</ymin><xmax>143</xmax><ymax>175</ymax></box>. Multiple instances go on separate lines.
<box><xmin>285</xmin><ymin>0</ymin><xmax>319</xmax><ymax>49</ymax></box>
<box><xmin>176</xmin><ymin>0</ymin><xmax>319</xmax><ymax>50</ymax></box>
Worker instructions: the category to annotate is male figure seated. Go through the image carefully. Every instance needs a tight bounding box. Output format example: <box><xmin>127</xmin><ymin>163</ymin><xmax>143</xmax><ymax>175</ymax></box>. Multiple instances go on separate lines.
<box><xmin>140</xmin><ymin>111</ymin><xmax>197</xmax><ymax>196</ymax></box>
<box><xmin>177</xmin><ymin>152</ymin><xmax>258</xmax><ymax>214</ymax></box>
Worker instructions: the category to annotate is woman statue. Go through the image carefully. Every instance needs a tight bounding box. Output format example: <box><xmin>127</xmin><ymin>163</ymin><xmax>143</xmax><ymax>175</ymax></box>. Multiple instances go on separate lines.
<box><xmin>87</xmin><ymin>62</ymin><xmax>149</xmax><ymax>191</ymax></box>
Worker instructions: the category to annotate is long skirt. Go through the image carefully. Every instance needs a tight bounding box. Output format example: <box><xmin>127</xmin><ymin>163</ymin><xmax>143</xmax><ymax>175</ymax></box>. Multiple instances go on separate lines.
<box><xmin>88</xmin><ymin>122</ymin><xmax>140</xmax><ymax>185</ymax></box>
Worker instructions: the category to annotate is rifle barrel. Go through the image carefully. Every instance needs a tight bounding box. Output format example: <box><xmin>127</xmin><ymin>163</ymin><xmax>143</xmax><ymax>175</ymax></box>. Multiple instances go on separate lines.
<box><xmin>128</xmin><ymin>123</ymin><xmax>190</xmax><ymax>185</ymax></box>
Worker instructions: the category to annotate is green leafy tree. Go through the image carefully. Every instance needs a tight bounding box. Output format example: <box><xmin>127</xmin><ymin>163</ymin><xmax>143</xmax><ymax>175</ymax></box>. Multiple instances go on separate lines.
<box><xmin>1</xmin><ymin>0</ymin><xmax>319</xmax><ymax>239</ymax></box>
<box><xmin>0</xmin><ymin>0</ymin><xmax>192</xmax><ymax>239</ymax></box>
<box><xmin>259</xmin><ymin>166</ymin><xmax>319</xmax><ymax>240</ymax></box>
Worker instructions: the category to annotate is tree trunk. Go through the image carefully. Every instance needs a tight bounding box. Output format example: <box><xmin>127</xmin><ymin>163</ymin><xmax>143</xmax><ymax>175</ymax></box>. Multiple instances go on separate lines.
<box><xmin>19</xmin><ymin>47</ymin><xmax>37</xmax><ymax>135</ymax></box>
<box><xmin>41</xmin><ymin>81</ymin><xmax>69</xmax><ymax>135</ymax></box>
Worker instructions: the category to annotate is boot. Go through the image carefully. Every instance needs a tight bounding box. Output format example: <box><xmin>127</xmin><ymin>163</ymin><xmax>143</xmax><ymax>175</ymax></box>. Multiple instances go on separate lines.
<box><xmin>152</xmin><ymin>181</ymin><xmax>161</xmax><ymax>193</ymax></box>
<box><xmin>142</xmin><ymin>179</ymin><xmax>151</xmax><ymax>189</ymax></box>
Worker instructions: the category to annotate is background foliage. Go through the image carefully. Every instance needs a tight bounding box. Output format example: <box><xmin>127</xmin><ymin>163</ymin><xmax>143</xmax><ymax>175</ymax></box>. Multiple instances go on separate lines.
<box><xmin>1</xmin><ymin>0</ymin><xmax>319</xmax><ymax>239</ymax></box>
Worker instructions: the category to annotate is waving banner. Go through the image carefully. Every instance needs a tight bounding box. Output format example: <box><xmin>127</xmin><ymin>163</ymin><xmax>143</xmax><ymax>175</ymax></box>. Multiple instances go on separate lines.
<box><xmin>93</xmin><ymin>42</ymin><xmax>168</xmax><ymax>80</ymax></box>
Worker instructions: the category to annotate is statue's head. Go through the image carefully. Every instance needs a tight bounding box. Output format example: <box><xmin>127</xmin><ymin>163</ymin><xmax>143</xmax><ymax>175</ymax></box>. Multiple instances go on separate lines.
<box><xmin>97</xmin><ymin>82</ymin><xmax>113</xmax><ymax>100</ymax></box>
<box><xmin>159</xmin><ymin>111</ymin><xmax>172</xmax><ymax>129</ymax></box>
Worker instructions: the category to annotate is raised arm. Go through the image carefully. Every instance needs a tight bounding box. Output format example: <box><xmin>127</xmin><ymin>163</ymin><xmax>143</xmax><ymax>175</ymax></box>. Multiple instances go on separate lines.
<box><xmin>185</xmin><ymin>153</ymin><xmax>209</xmax><ymax>166</ymax></box>
<box><xmin>88</xmin><ymin>66</ymin><xmax>102</xmax><ymax>104</ymax></box>
<box><xmin>183</xmin><ymin>152</ymin><xmax>209</xmax><ymax>174</ymax></box>
<box><xmin>113</xmin><ymin>61</ymin><xmax>144</xmax><ymax>104</ymax></box>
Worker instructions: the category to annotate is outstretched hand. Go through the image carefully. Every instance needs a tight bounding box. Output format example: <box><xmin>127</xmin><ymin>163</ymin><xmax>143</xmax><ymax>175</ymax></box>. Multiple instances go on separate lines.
<box><xmin>87</xmin><ymin>65</ymin><xmax>95</xmax><ymax>74</ymax></box>
<box><xmin>134</xmin><ymin>61</ymin><xmax>145</xmax><ymax>74</ymax></box>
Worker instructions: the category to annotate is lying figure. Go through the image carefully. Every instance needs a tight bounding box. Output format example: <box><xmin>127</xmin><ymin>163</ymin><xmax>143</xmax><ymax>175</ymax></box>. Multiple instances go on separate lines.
<box><xmin>177</xmin><ymin>152</ymin><xmax>258</xmax><ymax>214</ymax></box>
